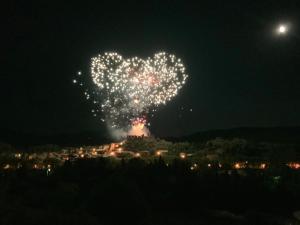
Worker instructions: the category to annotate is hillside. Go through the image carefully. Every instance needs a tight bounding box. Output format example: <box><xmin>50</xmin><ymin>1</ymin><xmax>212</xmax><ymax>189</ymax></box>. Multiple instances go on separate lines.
<box><xmin>1</xmin><ymin>126</ymin><xmax>300</xmax><ymax>147</ymax></box>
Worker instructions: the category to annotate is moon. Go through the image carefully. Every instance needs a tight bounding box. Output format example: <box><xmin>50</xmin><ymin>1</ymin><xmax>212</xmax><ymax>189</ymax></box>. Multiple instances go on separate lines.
<box><xmin>276</xmin><ymin>24</ymin><xmax>288</xmax><ymax>35</ymax></box>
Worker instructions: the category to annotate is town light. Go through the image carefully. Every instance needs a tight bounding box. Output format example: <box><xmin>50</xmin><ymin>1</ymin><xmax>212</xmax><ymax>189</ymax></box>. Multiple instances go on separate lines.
<box><xmin>179</xmin><ymin>153</ymin><xmax>186</xmax><ymax>159</ymax></box>
<box><xmin>234</xmin><ymin>163</ymin><xmax>241</xmax><ymax>169</ymax></box>
<box><xmin>260</xmin><ymin>163</ymin><xmax>266</xmax><ymax>169</ymax></box>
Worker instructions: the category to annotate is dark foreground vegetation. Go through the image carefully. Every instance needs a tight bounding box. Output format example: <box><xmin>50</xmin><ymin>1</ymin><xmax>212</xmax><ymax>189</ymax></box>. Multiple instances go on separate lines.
<box><xmin>0</xmin><ymin>157</ymin><xmax>300</xmax><ymax>225</ymax></box>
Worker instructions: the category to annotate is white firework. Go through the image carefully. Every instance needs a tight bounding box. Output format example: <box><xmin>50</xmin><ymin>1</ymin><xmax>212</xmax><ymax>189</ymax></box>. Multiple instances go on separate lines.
<box><xmin>77</xmin><ymin>52</ymin><xmax>188</xmax><ymax>130</ymax></box>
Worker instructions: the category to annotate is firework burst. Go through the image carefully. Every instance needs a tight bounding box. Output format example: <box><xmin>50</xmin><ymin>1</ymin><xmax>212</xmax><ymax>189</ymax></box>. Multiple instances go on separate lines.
<box><xmin>74</xmin><ymin>52</ymin><xmax>188</xmax><ymax>134</ymax></box>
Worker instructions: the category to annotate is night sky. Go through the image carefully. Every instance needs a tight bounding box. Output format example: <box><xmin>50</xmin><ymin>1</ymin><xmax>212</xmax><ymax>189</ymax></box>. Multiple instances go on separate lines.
<box><xmin>1</xmin><ymin>1</ymin><xmax>300</xmax><ymax>137</ymax></box>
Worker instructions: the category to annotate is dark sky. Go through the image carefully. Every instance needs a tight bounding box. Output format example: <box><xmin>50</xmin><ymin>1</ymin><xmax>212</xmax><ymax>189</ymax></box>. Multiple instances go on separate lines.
<box><xmin>1</xmin><ymin>0</ymin><xmax>300</xmax><ymax>137</ymax></box>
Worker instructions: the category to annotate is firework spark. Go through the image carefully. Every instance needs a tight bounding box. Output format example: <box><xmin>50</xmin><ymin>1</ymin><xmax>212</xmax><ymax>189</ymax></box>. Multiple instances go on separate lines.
<box><xmin>75</xmin><ymin>52</ymin><xmax>188</xmax><ymax>136</ymax></box>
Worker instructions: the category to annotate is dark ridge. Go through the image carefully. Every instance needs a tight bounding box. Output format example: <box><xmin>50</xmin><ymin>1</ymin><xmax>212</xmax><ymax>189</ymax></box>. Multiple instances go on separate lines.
<box><xmin>164</xmin><ymin>126</ymin><xmax>300</xmax><ymax>143</ymax></box>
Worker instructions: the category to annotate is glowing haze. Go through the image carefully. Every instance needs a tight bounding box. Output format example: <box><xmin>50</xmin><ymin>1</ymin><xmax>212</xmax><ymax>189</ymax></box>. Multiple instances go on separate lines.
<box><xmin>127</xmin><ymin>118</ymin><xmax>150</xmax><ymax>137</ymax></box>
<box><xmin>74</xmin><ymin>52</ymin><xmax>188</xmax><ymax>138</ymax></box>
